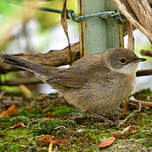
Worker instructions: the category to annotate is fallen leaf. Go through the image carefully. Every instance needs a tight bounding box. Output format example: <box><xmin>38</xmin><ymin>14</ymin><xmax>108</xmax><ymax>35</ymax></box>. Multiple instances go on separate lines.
<box><xmin>51</xmin><ymin>139</ymin><xmax>67</xmax><ymax>144</ymax></box>
<box><xmin>113</xmin><ymin>130</ymin><xmax>137</xmax><ymax>138</ymax></box>
<box><xmin>9</xmin><ymin>122</ymin><xmax>25</xmax><ymax>129</ymax></box>
<box><xmin>98</xmin><ymin>129</ymin><xmax>137</xmax><ymax>148</ymax></box>
<box><xmin>39</xmin><ymin>135</ymin><xmax>67</xmax><ymax>144</ymax></box>
<box><xmin>39</xmin><ymin>135</ymin><xmax>52</xmax><ymax>143</ymax></box>
<box><xmin>39</xmin><ymin>135</ymin><xmax>67</xmax><ymax>152</ymax></box>
<box><xmin>0</xmin><ymin>104</ymin><xmax>19</xmax><ymax>116</ymax></box>
<box><xmin>42</xmin><ymin>112</ymin><xmax>70</xmax><ymax>118</ymax></box>
<box><xmin>98</xmin><ymin>136</ymin><xmax>116</xmax><ymax>148</ymax></box>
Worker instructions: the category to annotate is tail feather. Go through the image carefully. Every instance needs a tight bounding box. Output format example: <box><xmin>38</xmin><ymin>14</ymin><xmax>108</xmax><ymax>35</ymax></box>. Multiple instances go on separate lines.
<box><xmin>2</xmin><ymin>55</ymin><xmax>59</xmax><ymax>80</ymax></box>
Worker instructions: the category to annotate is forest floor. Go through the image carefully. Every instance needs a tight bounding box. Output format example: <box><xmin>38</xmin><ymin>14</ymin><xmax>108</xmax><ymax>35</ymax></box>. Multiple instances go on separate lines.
<box><xmin>0</xmin><ymin>88</ymin><xmax>152</xmax><ymax>152</ymax></box>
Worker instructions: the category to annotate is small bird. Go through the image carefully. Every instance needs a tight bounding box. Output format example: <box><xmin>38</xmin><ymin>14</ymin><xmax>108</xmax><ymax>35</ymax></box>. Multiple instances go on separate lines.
<box><xmin>2</xmin><ymin>48</ymin><xmax>146</xmax><ymax>124</ymax></box>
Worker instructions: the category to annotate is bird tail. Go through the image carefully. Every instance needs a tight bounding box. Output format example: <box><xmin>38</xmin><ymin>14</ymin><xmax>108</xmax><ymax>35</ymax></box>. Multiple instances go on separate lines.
<box><xmin>2</xmin><ymin>55</ymin><xmax>58</xmax><ymax>81</ymax></box>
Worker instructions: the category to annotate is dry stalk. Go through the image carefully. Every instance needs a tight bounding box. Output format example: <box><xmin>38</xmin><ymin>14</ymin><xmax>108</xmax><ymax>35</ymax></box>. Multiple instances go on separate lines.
<box><xmin>112</xmin><ymin>0</ymin><xmax>152</xmax><ymax>43</ymax></box>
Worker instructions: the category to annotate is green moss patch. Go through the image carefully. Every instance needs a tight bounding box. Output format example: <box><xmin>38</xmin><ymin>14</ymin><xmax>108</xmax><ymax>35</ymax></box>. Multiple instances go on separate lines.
<box><xmin>0</xmin><ymin>90</ymin><xmax>152</xmax><ymax>151</ymax></box>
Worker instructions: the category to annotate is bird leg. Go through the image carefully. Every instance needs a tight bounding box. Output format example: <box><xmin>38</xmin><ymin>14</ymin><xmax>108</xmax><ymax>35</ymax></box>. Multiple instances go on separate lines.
<box><xmin>88</xmin><ymin>111</ymin><xmax>119</xmax><ymax>126</ymax></box>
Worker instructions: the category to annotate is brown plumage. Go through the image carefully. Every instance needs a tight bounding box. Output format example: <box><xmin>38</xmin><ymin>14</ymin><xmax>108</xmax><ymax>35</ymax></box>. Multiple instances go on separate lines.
<box><xmin>2</xmin><ymin>48</ymin><xmax>146</xmax><ymax>114</ymax></box>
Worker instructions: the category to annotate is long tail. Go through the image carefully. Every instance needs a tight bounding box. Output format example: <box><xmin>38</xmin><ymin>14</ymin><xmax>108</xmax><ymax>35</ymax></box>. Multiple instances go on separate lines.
<box><xmin>2</xmin><ymin>55</ymin><xmax>59</xmax><ymax>81</ymax></box>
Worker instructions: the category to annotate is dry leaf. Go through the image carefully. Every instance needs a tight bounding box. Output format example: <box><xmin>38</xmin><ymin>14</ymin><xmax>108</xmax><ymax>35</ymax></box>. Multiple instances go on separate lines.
<box><xmin>98</xmin><ymin>136</ymin><xmax>116</xmax><ymax>148</ymax></box>
<box><xmin>61</xmin><ymin>0</ymin><xmax>72</xmax><ymax>65</ymax></box>
<box><xmin>39</xmin><ymin>135</ymin><xmax>53</xmax><ymax>152</ymax></box>
<box><xmin>9</xmin><ymin>122</ymin><xmax>25</xmax><ymax>129</ymax></box>
<box><xmin>42</xmin><ymin>113</ymin><xmax>69</xmax><ymax>118</ymax></box>
<box><xmin>113</xmin><ymin>130</ymin><xmax>137</xmax><ymax>138</ymax></box>
<box><xmin>39</xmin><ymin>135</ymin><xmax>67</xmax><ymax>144</ymax></box>
<box><xmin>39</xmin><ymin>135</ymin><xmax>67</xmax><ymax>152</ymax></box>
<box><xmin>39</xmin><ymin>135</ymin><xmax>52</xmax><ymax>143</ymax></box>
<box><xmin>98</xmin><ymin>129</ymin><xmax>137</xmax><ymax>148</ymax></box>
<box><xmin>52</xmin><ymin>139</ymin><xmax>67</xmax><ymax>144</ymax></box>
<box><xmin>39</xmin><ymin>134</ymin><xmax>67</xmax><ymax>152</ymax></box>
<box><xmin>0</xmin><ymin>104</ymin><xmax>19</xmax><ymax>116</ymax></box>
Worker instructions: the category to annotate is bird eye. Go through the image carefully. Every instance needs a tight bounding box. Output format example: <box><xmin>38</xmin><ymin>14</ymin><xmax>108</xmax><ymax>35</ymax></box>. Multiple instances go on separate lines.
<box><xmin>120</xmin><ymin>57</ymin><xmax>127</xmax><ymax>64</ymax></box>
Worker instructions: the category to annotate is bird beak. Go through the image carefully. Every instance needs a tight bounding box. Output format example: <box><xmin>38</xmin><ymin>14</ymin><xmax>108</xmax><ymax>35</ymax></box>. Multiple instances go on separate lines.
<box><xmin>128</xmin><ymin>57</ymin><xmax>146</xmax><ymax>64</ymax></box>
<box><xmin>136</xmin><ymin>58</ymin><xmax>147</xmax><ymax>62</ymax></box>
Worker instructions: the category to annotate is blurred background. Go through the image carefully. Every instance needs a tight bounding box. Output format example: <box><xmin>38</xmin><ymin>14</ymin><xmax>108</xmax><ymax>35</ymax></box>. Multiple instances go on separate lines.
<box><xmin>0</xmin><ymin>0</ymin><xmax>151</xmax><ymax>94</ymax></box>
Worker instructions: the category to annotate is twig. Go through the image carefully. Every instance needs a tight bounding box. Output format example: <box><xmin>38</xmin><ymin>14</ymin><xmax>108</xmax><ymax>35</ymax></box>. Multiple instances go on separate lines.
<box><xmin>117</xmin><ymin>103</ymin><xmax>142</xmax><ymax>127</ymax></box>
<box><xmin>1</xmin><ymin>77</ymin><xmax>41</xmax><ymax>86</ymax></box>
<box><xmin>140</xmin><ymin>50</ymin><xmax>152</xmax><ymax>57</ymax></box>
<box><xmin>0</xmin><ymin>91</ymin><xmax>6</xmax><ymax>99</ymax></box>
<box><xmin>0</xmin><ymin>42</ymin><xmax>80</xmax><ymax>74</ymax></box>
<box><xmin>127</xmin><ymin>22</ymin><xmax>134</xmax><ymax>50</ymax></box>
<box><xmin>130</xmin><ymin>98</ymin><xmax>152</xmax><ymax>108</ymax></box>
<box><xmin>136</xmin><ymin>69</ymin><xmax>152</xmax><ymax>77</ymax></box>
<box><xmin>42</xmin><ymin>99</ymin><xmax>62</xmax><ymax>113</ymax></box>
<box><xmin>112</xmin><ymin>0</ymin><xmax>152</xmax><ymax>43</ymax></box>
<box><xmin>126</xmin><ymin>0</ymin><xmax>152</xmax><ymax>39</ymax></box>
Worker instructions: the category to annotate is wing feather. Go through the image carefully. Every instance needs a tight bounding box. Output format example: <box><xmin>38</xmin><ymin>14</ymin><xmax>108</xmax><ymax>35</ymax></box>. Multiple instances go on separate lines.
<box><xmin>47</xmin><ymin>53</ymin><xmax>110</xmax><ymax>89</ymax></box>
<box><xmin>47</xmin><ymin>70</ymin><xmax>88</xmax><ymax>88</ymax></box>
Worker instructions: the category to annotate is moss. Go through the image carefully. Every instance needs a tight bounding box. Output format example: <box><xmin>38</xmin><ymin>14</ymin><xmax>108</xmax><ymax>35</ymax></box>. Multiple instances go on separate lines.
<box><xmin>0</xmin><ymin>143</ymin><xmax>5</xmax><ymax>152</ymax></box>
<box><xmin>32</xmin><ymin>118</ymin><xmax>76</xmax><ymax>135</ymax></box>
<box><xmin>10</xmin><ymin>116</ymin><xmax>31</xmax><ymax>125</ymax></box>
<box><xmin>78</xmin><ymin>129</ymin><xmax>112</xmax><ymax>143</ymax></box>
<box><xmin>0</xmin><ymin>116</ymin><xmax>11</xmax><ymax>129</ymax></box>
<box><xmin>18</xmin><ymin>109</ymin><xmax>43</xmax><ymax>118</ymax></box>
<box><xmin>0</xmin><ymin>128</ymin><xmax>36</xmax><ymax>152</ymax></box>
<box><xmin>141</xmin><ymin>139</ymin><xmax>152</xmax><ymax>147</ymax></box>
<box><xmin>133</xmin><ymin>89</ymin><xmax>152</xmax><ymax>100</ymax></box>
<box><xmin>0</xmin><ymin>115</ymin><xmax>31</xmax><ymax>129</ymax></box>
<box><xmin>49</xmin><ymin>104</ymin><xmax>76</xmax><ymax>115</ymax></box>
<box><xmin>0</xmin><ymin>90</ymin><xmax>151</xmax><ymax>151</ymax></box>
<box><xmin>27</xmin><ymin>145</ymin><xmax>37</xmax><ymax>152</ymax></box>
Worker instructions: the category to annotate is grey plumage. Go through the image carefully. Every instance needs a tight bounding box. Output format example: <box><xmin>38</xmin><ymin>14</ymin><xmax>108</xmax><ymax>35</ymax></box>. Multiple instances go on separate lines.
<box><xmin>2</xmin><ymin>48</ymin><xmax>145</xmax><ymax>114</ymax></box>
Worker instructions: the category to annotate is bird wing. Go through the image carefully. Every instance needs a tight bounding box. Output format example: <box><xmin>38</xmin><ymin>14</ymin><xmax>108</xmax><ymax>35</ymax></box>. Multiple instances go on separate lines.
<box><xmin>47</xmin><ymin>53</ymin><xmax>110</xmax><ymax>88</ymax></box>
<box><xmin>47</xmin><ymin>69</ymin><xmax>88</xmax><ymax>88</ymax></box>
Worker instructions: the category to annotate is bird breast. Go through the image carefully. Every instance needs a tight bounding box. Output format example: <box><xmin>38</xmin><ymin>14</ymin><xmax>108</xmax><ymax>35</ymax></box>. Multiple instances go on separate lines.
<box><xmin>61</xmin><ymin>72</ymin><xmax>136</xmax><ymax>113</ymax></box>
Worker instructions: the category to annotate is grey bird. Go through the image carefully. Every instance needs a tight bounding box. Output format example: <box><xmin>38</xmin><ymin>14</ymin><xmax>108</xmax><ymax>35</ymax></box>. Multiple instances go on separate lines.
<box><xmin>2</xmin><ymin>48</ymin><xmax>146</xmax><ymax>124</ymax></box>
